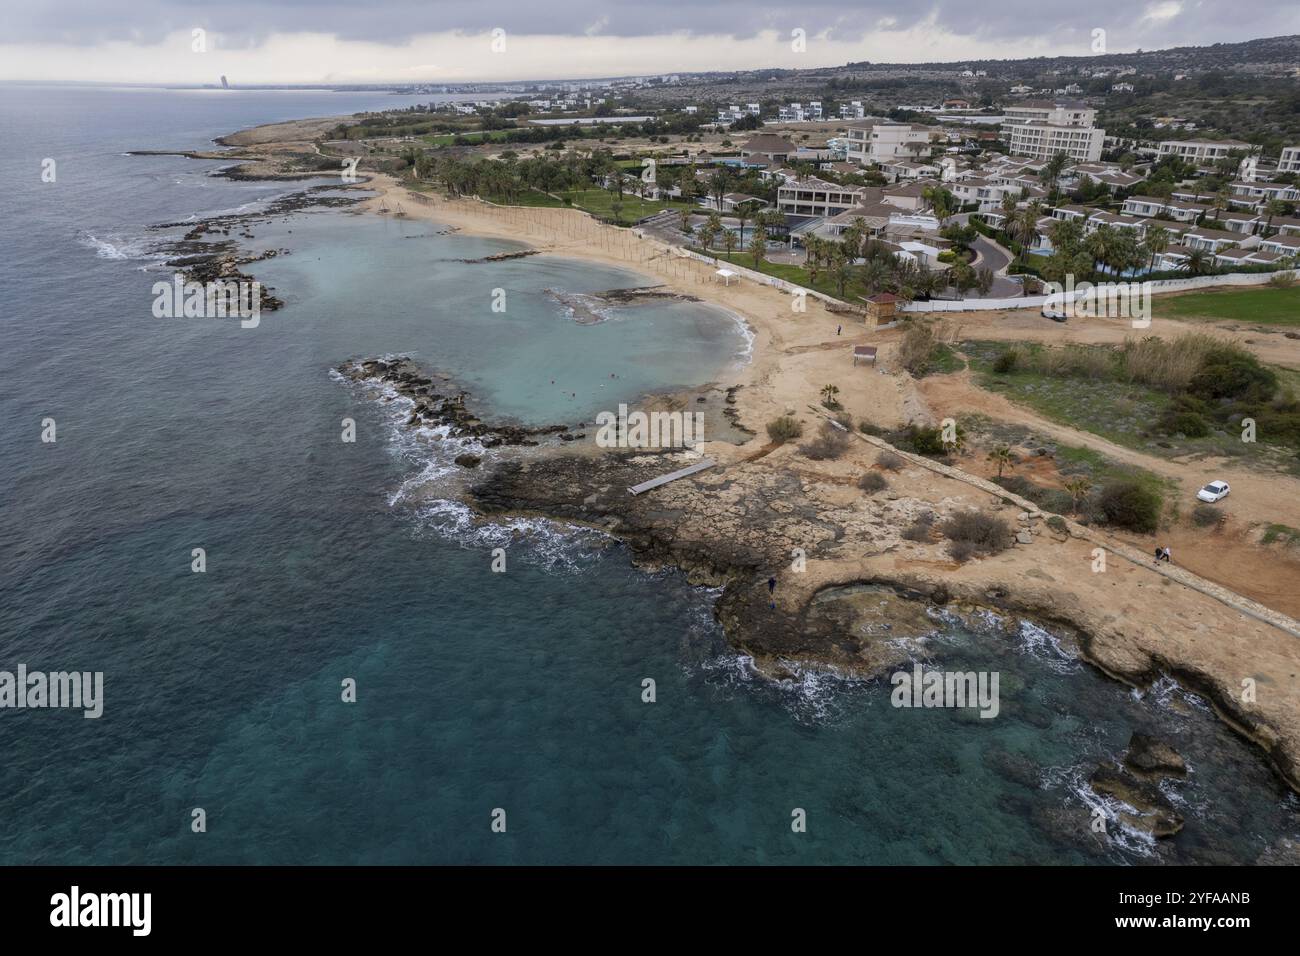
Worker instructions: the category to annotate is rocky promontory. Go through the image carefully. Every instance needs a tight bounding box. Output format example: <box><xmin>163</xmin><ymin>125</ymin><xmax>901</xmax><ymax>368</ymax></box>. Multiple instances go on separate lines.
<box><xmin>337</xmin><ymin>356</ymin><xmax>579</xmax><ymax>453</ymax></box>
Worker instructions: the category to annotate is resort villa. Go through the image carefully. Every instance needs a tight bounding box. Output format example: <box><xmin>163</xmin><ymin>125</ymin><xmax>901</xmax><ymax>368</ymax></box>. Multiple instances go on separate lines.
<box><xmin>844</xmin><ymin>121</ymin><xmax>935</xmax><ymax>166</ymax></box>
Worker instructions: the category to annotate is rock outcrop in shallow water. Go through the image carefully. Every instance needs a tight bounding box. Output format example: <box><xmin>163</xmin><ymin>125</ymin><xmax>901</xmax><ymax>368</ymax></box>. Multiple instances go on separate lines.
<box><xmin>337</xmin><ymin>356</ymin><xmax>576</xmax><ymax>449</ymax></box>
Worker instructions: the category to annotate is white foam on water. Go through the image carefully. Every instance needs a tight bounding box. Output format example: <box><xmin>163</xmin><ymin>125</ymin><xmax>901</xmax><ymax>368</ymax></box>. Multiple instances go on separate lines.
<box><xmin>1051</xmin><ymin>763</ymin><xmax>1159</xmax><ymax>859</ymax></box>
<box><xmin>1013</xmin><ymin>619</ymin><xmax>1082</xmax><ymax>675</ymax></box>
<box><xmin>409</xmin><ymin>497</ymin><xmax>610</xmax><ymax>576</ymax></box>
<box><xmin>332</xmin><ymin>364</ymin><xmax>610</xmax><ymax>576</ymax></box>
<box><xmin>1131</xmin><ymin>674</ymin><xmax>1211</xmax><ymax>715</ymax></box>
<box><xmin>696</xmin><ymin>651</ymin><xmax>873</xmax><ymax>726</ymax></box>
<box><xmin>77</xmin><ymin>231</ymin><xmax>166</xmax><ymax>262</ymax></box>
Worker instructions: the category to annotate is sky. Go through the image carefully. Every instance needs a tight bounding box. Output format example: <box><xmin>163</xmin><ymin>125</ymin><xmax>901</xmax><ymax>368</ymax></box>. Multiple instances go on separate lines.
<box><xmin>0</xmin><ymin>1</ymin><xmax>1294</xmax><ymax>84</ymax></box>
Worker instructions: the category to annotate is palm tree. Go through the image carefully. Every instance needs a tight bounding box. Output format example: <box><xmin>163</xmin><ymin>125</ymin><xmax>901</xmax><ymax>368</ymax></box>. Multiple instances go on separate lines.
<box><xmin>1142</xmin><ymin>225</ymin><xmax>1171</xmax><ymax>273</ymax></box>
<box><xmin>860</xmin><ymin>258</ymin><xmax>892</xmax><ymax>295</ymax></box>
<box><xmin>722</xmin><ymin>229</ymin><xmax>738</xmax><ymax>256</ymax></box>
<box><xmin>999</xmin><ymin>194</ymin><xmax>1018</xmax><ymax>226</ymax></box>
<box><xmin>820</xmin><ymin>384</ymin><xmax>840</xmax><ymax>408</ymax></box>
<box><xmin>734</xmin><ymin>201</ymin><xmax>755</xmax><ymax>247</ymax></box>
<box><xmin>1050</xmin><ymin>217</ymin><xmax>1084</xmax><ymax>258</ymax></box>
<box><xmin>1263</xmin><ymin>199</ymin><xmax>1288</xmax><ymax>237</ymax></box>
<box><xmin>910</xmin><ymin>265</ymin><xmax>943</xmax><ymax>301</ymax></box>
<box><xmin>749</xmin><ymin>224</ymin><xmax>768</xmax><ymax>268</ymax></box>
<box><xmin>1040</xmin><ymin>151</ymin><xmax>1070</xmax><ymax>197</ymax></box>
<box><xmin>1182</xmin><ymin>247</ymin><xmax>1215</xmax><ymax>276</ymax></box>
<box><xmin>1063</xmin><ymin>476</ymin><xmax>1093</xmax><ymax>515</ymax></box>
<box><xmin>923</xmin><ymin>185</ymin><xmax>955</xmax><ymax>226</ymax></box>
<box><xmin>709</xmin><ymin>169</ymin><xmax>731</xmax><ymax>212</ymax></box>
<box><xmin>1010</xmin><ymin>202</ymin><xmax>1042</xmax><ymax>261</ymax></box>
<box><xmin>987</xmin><ymin>446</ymin><xmax>1015</xmax><ymax>478</ymax></box>
<box><xmin>1085</xmin><ymin>225</ymin><xmax>1121</xmax><ymax>277</ymax></box>
<box><xmin>828</xmin><ymin>246</ymin><xmax>850</xmax><ymax>296</ymax></box>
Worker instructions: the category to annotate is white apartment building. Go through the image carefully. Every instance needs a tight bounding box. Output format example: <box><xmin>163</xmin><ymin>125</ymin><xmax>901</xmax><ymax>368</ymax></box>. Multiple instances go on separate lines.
<box><xmin>1156</xmin><ymin>139</ymin><xmax>1257</xmax><ymax>165</ymax></box>
<box><xmin>845</xmin><ymin>121</ymin><xmax>934</xmax><ymax>166</ymax></box>
<box><xmin>1278</xmin><ymin>146</ymin><xmax>1300</xmax><ymax>174</ymax></box>
<box><xmin>776</xmin><ymin>178</ymin><xmax>868</xmax><ymax>217</ymax></box>
<box><xmin>1004</xmin><ymin>122</ymin><xmax>1104</xmax><ymax>163</ymax></box>
<box><xmin>1001</xmin><ymin>100</ymin><xmax>1104</xmax><ymax>163</ymax></box>
<box><xmin>839</xmin><ymin>101</ymin><xmax>866</xmax><ymax>120</ymax></box>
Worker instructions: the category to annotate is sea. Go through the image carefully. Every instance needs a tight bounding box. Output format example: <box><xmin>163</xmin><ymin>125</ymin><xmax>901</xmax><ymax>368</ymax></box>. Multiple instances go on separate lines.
<box><xmin>0</xmin><ymin>84</ymin><xmax>1297</xmax><ymax>864</ymax></box>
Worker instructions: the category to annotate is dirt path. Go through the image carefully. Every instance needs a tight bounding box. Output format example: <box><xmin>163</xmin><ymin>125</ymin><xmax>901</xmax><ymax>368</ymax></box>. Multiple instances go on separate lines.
<box><xmin>940</xmin><ymin>308</ymin><xmax>1300</xmax><ymax>370</ymax></box>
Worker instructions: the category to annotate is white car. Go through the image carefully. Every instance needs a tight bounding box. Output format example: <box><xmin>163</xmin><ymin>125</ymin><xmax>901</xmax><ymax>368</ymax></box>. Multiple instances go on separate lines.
<box><xmin>1041</xmin><ymin>306</ymin><xmax>1068</xmax><ymax>322</ymax></box>
<box><xmin>1196</xmin><ymin>480</ymin><xmax>1230</xmax><ymax>503</ymax></box>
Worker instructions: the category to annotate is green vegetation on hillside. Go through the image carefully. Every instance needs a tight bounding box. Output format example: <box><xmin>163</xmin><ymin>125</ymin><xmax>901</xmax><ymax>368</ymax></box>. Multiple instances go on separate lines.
<box><xmin>965</xmin><ymin>336</ymin><xmax>1300</xmax><ymax>470</ymax></box>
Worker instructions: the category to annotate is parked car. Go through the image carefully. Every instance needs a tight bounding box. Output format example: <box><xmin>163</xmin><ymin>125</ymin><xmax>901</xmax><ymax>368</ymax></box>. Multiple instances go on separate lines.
<box><xmin>1041</xmin><ymin>306</ymin><xmax>1068</xmax><ymax>322</ymax></box>
<box><xmin>1196</xmin><ymin>480</ymin><xmax>1230</xmax><ymax>503</ymax></box>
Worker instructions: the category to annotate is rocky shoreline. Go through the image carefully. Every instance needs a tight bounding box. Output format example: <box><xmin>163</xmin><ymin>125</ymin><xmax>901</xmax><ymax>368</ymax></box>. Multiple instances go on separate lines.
<box><xmin>146</xmin><ymin>186</ymin><xmax>369</xmax><ymax>313</ymax></box>
<box><xmin>336</xmin><ymin>356</ymin><xmax>584</xmax><ymax>452</ymax></box>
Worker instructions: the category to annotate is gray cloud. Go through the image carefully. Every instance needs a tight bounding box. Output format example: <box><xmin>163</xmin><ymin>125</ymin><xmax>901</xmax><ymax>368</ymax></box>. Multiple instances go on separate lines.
<box><xmin>6</xmin><ymin>0</ymin><xmax>1295</xmax><ymax>54</ymax></box>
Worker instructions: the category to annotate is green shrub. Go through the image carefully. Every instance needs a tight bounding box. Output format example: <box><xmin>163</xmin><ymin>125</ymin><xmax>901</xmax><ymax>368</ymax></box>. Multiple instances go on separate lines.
<box><xmin>949</xmin><ymin>539</ymin><xmax>977</xmax><ymax>562</ymax></box>
<box><xmin>992</xmin><ymin>349</ymin><xmax>1020</xmax><ymax>375</ymax></box>
<box><xmin>1192</xmin><ymin>502</ymin><xmax>1223</xmax><ymax>527</ymax></box>
<box><xmin>904</xmin><ymin>423</ymin><xmax>964</xmax><ymax>456</ymax></box>
<box><xmin>766</xmin><ymin>416</ymin><xmax>803</xmax><ymax>443</ymax></box>
<box><xmin>940</xmin><ymin>510</ymin><xmax>1013</xmax><ymax>555</ymax></box>
<box><xmin>1046</xmin><ymin>515</ymin><xmax>1069</xmax><ymax>534</ymax></box>
<box><xmin>858</xmin><ymin>471</ymin><xmax>889</xmax><ymax>492</ymax></box>
<box><xmin>876</xmin><ymin>449</ymin><xmax>905</xmax><ymax>471</ymax></box>
<box><xmin>800</xmin><ymin>421</ymin><xmax>851</xmax><ymax>460</ymax></box>
<box><xmin>1097</xmin><ymin>480</ymin><xmax>1162</xmax><ymax>534</ymax></box>
<box><xmin>902</xmin><ymin>512</ymin><xmax>936</xmax><ymax>542</ymax></box>
<box><xmin>1160</xmin><ymin>409</ymin><xmax>1211</xmax><ymax>438</ymax></box>
<box><xmin>1188</xmin><ymin>350</ymin><xmax>1278</xmax><ymax>403</ymax></box>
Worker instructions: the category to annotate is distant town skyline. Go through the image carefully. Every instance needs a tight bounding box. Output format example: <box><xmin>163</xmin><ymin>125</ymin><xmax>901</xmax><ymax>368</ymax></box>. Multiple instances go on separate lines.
<box><xmin>3</xmin><ymin>2</ymin><xmax>1298</xmax><ymax>84</ymax></box>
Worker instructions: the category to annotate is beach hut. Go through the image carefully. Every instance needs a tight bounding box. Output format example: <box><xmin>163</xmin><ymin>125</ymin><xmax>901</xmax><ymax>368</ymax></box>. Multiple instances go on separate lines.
<box><xmin>865</xmin><ymin>293</ymin><xmax>897</xmax><ymax>323</ymax></box>
<box><xmin>715</xmin><ymin>268</ymin><xmax>738</xmax><ymax>286</ymax></box>
<box><xmin>853</xmin><ymin>345</ymin><xmax>878</xmax><ymax>366</ymax></box>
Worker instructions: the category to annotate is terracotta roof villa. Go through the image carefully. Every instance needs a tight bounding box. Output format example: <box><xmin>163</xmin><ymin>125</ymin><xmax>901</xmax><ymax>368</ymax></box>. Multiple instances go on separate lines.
<box><xmin>740</xmin><ymin>134</ymin><xmax>798</xmax><ymax>164</ymax></box>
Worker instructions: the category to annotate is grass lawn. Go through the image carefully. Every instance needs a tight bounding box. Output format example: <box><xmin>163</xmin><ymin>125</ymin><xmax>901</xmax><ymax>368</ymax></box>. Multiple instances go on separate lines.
<box><xmin>1154</xmin><ymin>285</ymin><xmax>1300</xmax><ymax>326</ymax></box>
<box><xmin>700</xmin><ymin>250</ymin><xmax>863</xmax><ymax>301</ymax></box>
<box><xmin>927</xmin><ymin>343</ymin><xmax>967</xmax><ymax>376</ymax></box>
<box><xmin>555</xmin><ymin>188</ymin><xmax>690</xmax><ymax>221</ymax></box>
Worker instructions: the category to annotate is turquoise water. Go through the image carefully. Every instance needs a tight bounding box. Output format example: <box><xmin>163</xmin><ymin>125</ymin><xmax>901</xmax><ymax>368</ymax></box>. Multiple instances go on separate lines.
<box><xmin>247</xmin><ymin>210</ymin><xmax>751</xmax><ymax>425</ymax></box>
<box><xmin>1</xmin><ymin>85</ymin><xmax>1297</xmax><ymax>864</ymax></box>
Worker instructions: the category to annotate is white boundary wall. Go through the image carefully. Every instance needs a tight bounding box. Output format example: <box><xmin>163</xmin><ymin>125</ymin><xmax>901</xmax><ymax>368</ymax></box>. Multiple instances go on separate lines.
<box><xmin>901</xmin><ymin>271</ymin><xmax>1280</xmax><ymax>313</ymax></box>
<box><xmin>644</xmin><ymin>232</ymin><xmax>1287</xmax><ymax>315</ymax></box>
